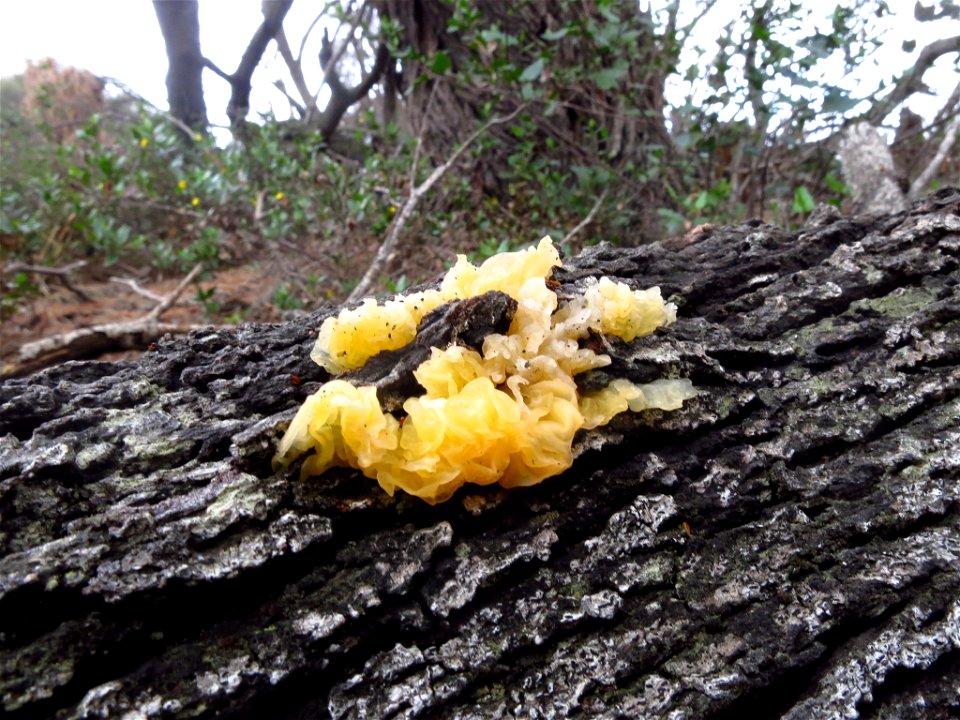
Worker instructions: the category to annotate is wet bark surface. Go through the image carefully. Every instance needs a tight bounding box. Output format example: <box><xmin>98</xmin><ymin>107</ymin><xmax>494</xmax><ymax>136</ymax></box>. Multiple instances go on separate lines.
<box><xmin>1</xmin><ymin>189</ymin><xmax>958</xmax><ymax>719</ymax></box>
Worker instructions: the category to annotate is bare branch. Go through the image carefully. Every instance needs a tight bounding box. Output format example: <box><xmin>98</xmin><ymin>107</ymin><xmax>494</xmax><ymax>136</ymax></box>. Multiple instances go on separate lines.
<box><xmin>933</xmin><ymin>81</ymin><xmax>960</xmax><ymax>128</ymax></box>
<box><xmin>297</xmin><ymin>9</ymin><xmax>332</xmax><ymax>61</ymax></box>
<box><xmin>227</xmin><ymin>0</ymin><xmax>294</xmax><ymax>126</ymax></box>
<box><xmin>1</xmin><ymin>260</ymin><xmax>86</xmax><ymax>277</ymax></box>
<box><xmin>348</xmin><ymin>105</ymin><xmax>527</xmax><ymax>302</ymax></box>
<box><xmin>909</xmin><ymin>114</ymin><xmax>960</xmax><ymax>199</ymax></box>
<box><xmin>201</xmin><ymin>57</ymin><xmax>233</xmax><ymax>84</ymax></box>
<box><xmin>118</xmin><ymin>196</ymin><xmax>205</xmax><ymax>219</ymax></box>
<box><xmin>10</xmin><ymin>264</ymin><xmax>208</xmax><ymax>376</ymax></box>
<box><xmin>274</xmin><ymin>28</ymin><xmax>314</xmax><ymax>112</ymax></box>
<box><xmin>407</xmin><ymin>83</ymin><xmax>439</xmax><ymax>192</ymax></box>
<box><xmin>316</xmin><ymin>41</ymin><xmax>388</xmax><ymax>139</ymax></box>
<box><xmin>272</xmin><ymin>78</ymin><xmax>307</xmax><ymax>117</ymax></box>
<box><xmin>562</xmin><ymin>190</ymin><xmax>609</xmax><ymax>246</ymax></box>
<box><xmin>102</xmin><ymin>77</ymin><xmax>203</xmax><ymax>141</ymax></box>
<box><xmin>865</xmin><ymin>35</ymin><xmax>960</xmax><ymax>124</ymax></box>
<box><xmin>109</xmin><ymin>276</ymin><xmax>166</xmax><ymax>303</ymax></box>
<box><xmin>2</xmin><ymin>260</ymin><xmax>91</xmax><ymax>301</ymax></box>
<box><xmin>147</xmin><ymin>264</ymin><xmax>204</xmax><ymax>321</ymax></box>
<box><xmin>304</xmin><ymin>1</ymin><xmax>369</xmax><ymax>125</ymax></box>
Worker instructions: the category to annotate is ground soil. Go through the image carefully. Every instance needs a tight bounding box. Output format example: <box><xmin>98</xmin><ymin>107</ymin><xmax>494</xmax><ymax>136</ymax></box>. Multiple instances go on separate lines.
<box><xmin>0</xmin><ymin>263</ymin><xmax>277</xmax><ymax>372</ymax></box>
<box><xmin>0</xmin><ymin>227</ymin><xmax>467</xmax><ymax>378</ymax></box>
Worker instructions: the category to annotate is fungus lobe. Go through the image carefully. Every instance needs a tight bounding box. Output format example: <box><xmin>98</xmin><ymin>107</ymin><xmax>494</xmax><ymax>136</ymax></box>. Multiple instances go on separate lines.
<box><xmin>275</xmin><ymin>238</ymin><xmax>695</xmax><ymax>503</ymax></box>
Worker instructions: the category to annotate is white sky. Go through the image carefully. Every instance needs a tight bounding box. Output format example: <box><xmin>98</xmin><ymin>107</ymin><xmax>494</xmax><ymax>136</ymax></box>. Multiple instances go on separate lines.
<box><xmin>0</xmin><ymin>1</ymin><xmax>957</xmax><ymax>133</ymax></box>
<box><xmin>0</xmin><ymin>0</ymin><xmax>335</xmax><ymax>131</ymax></box>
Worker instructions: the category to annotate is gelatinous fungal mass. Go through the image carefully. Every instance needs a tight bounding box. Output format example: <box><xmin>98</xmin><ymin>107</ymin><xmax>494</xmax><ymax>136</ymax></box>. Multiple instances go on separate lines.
<box><xmin>274</xmin><ymin>237</ymin><xmax>696</xmax><ymax>503</ymax></box>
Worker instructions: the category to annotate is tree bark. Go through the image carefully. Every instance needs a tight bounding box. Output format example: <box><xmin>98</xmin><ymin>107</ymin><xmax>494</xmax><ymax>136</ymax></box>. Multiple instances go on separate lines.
<box><xmin>1</xmin><ymin>189</ymin><xmax>959</xmax><ymax>719</ymax></box>
<box><xmin>153</xmin><ymin>0</ymin><xmax>208</xmax><ymax>132</ymax></box>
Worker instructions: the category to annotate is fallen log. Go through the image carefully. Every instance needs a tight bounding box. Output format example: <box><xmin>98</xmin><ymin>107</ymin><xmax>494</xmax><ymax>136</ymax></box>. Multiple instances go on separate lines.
<box><xmin>0</xmin><ymin>188</ymin><xmax>957</xmax><ymax>719</ymax></box>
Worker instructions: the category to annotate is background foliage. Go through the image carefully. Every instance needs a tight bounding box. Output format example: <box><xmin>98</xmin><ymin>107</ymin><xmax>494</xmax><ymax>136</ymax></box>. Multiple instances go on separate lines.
<box><xmin>1</xmin><ymin>0</ymin><xmax>957</xmax><ymax>325</ymax></box>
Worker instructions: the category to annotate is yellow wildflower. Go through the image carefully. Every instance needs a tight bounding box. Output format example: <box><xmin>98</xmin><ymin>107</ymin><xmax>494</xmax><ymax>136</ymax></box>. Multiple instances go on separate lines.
<box><xmin>177</xmin><ymin>180</ymin><xmax>187</xmax><ymax>191</ymax></box>
<box><xmin>139</xmin><ymin>138</ymin><xmax>149</xmax><ymax>148</ymax></box>
<box><xmin>275</xmin><ymin>191</ymin><xmax>285</xmax><ymax>201</ymax></box>
<box><xmin>191</xmin><ymin>197</ymin><xmax>200</xmax><ymax>207</ymax></box>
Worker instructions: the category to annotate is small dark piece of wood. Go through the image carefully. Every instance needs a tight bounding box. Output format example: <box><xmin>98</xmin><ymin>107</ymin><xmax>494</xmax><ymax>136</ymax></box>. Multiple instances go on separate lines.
<box><xmin>0</xmin><ymin>189</ymin><xmax>958</xmax><ymax>719</ymax></box>
<box><xmin>344</xmin><ymin>290</ymin><xmax>517</xmax><ymax>411</ymax></box>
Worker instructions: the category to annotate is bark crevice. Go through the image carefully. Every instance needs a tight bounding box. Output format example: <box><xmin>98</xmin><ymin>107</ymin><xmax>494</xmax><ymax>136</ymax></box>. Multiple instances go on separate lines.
<box><xmin>1</xmin><ymin>189</ymin><xmax>958</xmax><ymax>719</ymax></box>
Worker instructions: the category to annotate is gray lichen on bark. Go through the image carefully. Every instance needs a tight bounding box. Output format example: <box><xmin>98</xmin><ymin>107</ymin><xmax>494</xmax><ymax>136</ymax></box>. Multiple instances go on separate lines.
<box><xmin>1</xmin><ymin>189</ymin><xmax>958</xmax><ymax>719</ymax></box>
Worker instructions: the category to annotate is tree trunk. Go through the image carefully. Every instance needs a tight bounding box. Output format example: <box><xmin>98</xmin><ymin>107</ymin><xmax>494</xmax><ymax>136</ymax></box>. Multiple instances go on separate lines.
<box><xmin>153</xmin><ymin>0</ymin><xmax>208</xmax><ymax>133</ymax></box>
<box><xmin>2</xmin><ymin>189</ymin><xmax>959</xmax><ymax>719</ymax></box>
<box><xmin>225</xmin><ymin>0</ymin><xmax>293</xmax><ymax>129</ymax></box>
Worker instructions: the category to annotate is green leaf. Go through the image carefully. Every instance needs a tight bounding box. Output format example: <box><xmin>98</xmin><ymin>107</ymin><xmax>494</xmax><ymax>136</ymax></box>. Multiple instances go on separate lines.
<box><xmin>825</xmin><ymin>173</ymin><xmax>848</xmax><ymax>195</ymax></box>
<box><xmin>590</xmin><ymin>62</ymin><xmax>627</xmax><ymax>90</ymax></box>
<box><xmin>792</xmin><ymin>186</ymin><xmax>816</xmax><ymax>214</ymax></box>
<box><xmin>821</xmin><ymin>88</ymin><xmax>861</xmax><ymax>114</ymax></box>
<box><xmin>431</xmin><ymin>51</ymin><xmax>452</xmax><ymax>75</ymax></box>
<box><xmin>751</xmin><ymin>21</ymin><xmax>771</xmax><ymax>41</ymax></box>
<box><xmin>542</xmin><ymin>27</ymin><xmax>569</xmax><ymax>41</ymax></box>
<box><xmin>519</xmin><ymin>58</ymin><xmax>545</xmax><ymax>83</ymax></box>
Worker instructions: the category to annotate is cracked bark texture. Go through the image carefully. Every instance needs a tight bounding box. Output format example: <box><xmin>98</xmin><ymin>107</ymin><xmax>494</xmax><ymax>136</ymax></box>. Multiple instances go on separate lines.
<box><xmin>1</xmin><ymin>188</ymin><xmax>958</xmax><ymax>719</ymax></box>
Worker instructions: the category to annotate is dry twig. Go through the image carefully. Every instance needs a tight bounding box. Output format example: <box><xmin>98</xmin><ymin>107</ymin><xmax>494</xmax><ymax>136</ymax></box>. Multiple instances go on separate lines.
<box><xmin>2</xmin><ymin>260</ymin><xmax>91</xmax><ymax>301</ymax></box>
<box><xmin>348</xmin><ymin>105</ymin><xmax>526</xmax><ymax>301</ymax></box>
<box><xmin>109</xmin><ymin>276</ymin><xmax>166</xmax><ymax>303</ymax></box>
<box><xmin>562</xmin><ymin>189</ymin><xmax>609</xmax><ymax>246</ymax></box>
<box><xmin>909</xmin><ymin>114</ymin><xmax>960</xmax><ymax>199</ymax></box>
<box><xmin>6</xmin><ymin>265</ymin><xmax>207</xmax><ymax>378</ymax></box>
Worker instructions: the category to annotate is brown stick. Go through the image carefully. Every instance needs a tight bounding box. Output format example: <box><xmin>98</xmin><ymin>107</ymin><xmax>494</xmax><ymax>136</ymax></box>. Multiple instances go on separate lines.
<box><xmin>6</xmin><ymin>265</ymin><xmax>206</xmax><ymax>378</ymax></box>
<box><xmin>347</xmin><ymin>105</ymin><xmax>526</xmax><ymax>302</ymax></box>
<box><xmin>109</xmin><ymin>276</ymin><xmax>166</xmax><ymax>303</ymax></box>
<box><xmin>909</xmin><ymin>114</ymin><xmax>960</xmax><ymax>199</ymax></box>
<box><xmin>2</xmin><ymin>260</ymin><xmax>91</xmax><ymax>301</ymax></box>
<box><xmin>562</xmin><ymin>189</ymin><xmax>608</xmax><ymax>246</ymax></box>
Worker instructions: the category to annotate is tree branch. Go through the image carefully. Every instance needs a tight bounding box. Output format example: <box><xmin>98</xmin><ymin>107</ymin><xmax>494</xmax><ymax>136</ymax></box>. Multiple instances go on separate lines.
<box><xmin>6</xmin><ymin>264</ymin><xmax>206</xmax><ymax>379</ymax></box>
<box><xmin>562</xmin><ymin>189</ymin><xmax>608</xmax><ymax>246</ymax></box>
<box><xmin>932</xmin><ymin>81</ymin><xmax>960</xmax><ymax>128</ymax></box>
<box><xmin>274</xmin><ymin>28</ymin><xmax>314</xmax><ymax>113</ymax></box>
<box><xmin>201</xmin><ymin>57</ymin><xmax>233</xmax><ymax>84</ymax></box>
<box><xmin>227</xmin><ymin>0</ymin><xmax>294</xmax><ymax>126</ymax></box>
<box><xmin>109</xmin><ymin>276</ymin><xmax>166</xmax><ymax>303</ymax></box>
<box><xmin>909</xmin><ymin>113</ymin><xmax>960</xmax><ymax>199</ymax></box>
<box><xmin>146</xmin><ymin>264</ymin><xmax>204</xmax><ymax>322</ymax></box>
<box><xmin>103</xmin><ymin>76</ymin><xmax>204</xmax><ymax>141</ymax></box>
<box><xmin>297</xmin><ymin>8</ymin><xmax>331</xmax><ymax>61</ymax></box>
<box><xmin>865</xmin><ymin>35</ymin><xmax>960</xmax><ymax>124</ymax></box>
<box><xmin>304</xmin><ymin>1</ymin><xmax>369</xmax><ymax>125</ymax></box>
<box><xmin>316</xmin><ymin>42</ymin><xmax>388</xmax><ymax>140</ymax></box>
<box><xmin>348</xmin><ymin>105</ymin><xmax>526</xmax><ymax>301</ymax></box>
<box><xmin>272</xmin><ymin>79</ymin><xmax>307</xmax><ymax>118</ymax></box>
<box><xmin>2</xmin><ymin>260</ymin><xmax>90</xmax><ymax>301</ymax></box>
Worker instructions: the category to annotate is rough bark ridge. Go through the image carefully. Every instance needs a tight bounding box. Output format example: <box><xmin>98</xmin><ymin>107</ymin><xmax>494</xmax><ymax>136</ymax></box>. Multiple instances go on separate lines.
<box><xmin>1</xmin><ymin>189</ymin><xmax>958</xmax><ymax>719</ymax></box>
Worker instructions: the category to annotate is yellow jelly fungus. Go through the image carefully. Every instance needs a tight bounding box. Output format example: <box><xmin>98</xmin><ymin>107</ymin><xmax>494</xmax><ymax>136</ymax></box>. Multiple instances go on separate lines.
<box><xmin>276</xmin><ymin>237</ymin><xmax>696</xmax><ymax>504</ymax></box>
